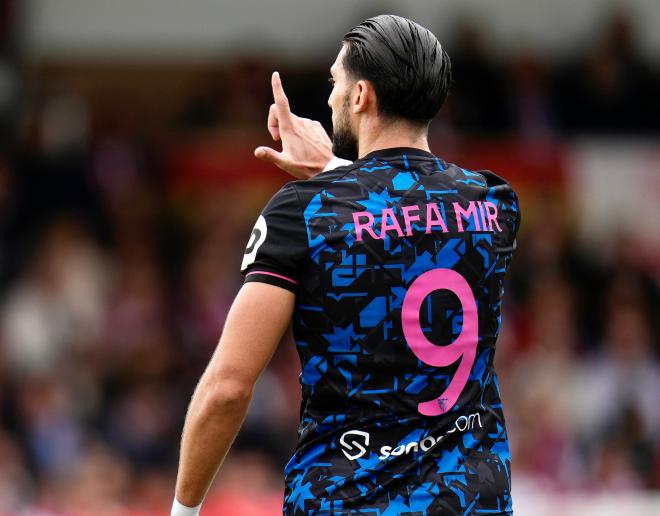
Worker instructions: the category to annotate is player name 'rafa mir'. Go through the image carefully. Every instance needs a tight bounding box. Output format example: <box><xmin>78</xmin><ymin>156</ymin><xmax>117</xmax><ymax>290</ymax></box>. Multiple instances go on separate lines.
<box><xmin>352</xmin><ymin>200</ymin><xmax>503</xmax><ymax>241</ymax></box>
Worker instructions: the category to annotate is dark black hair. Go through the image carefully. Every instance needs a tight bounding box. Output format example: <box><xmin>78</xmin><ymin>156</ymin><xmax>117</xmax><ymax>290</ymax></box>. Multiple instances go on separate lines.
<box><xmin>342</xmin><ymin>14</ymin><xmax>451</xmax><ymax>124</ymax></box>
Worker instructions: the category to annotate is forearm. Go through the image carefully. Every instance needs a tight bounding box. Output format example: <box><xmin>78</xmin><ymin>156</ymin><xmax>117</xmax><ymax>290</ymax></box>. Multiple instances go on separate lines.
<box><xmin>175</xmin><ymin>378</ymin><xmax>252</xmax><ymax>506</ymax></box>
<box><xmin>172</xmin><ymin>283</ymin><xmax>295</xmax><ymax>513</ymax></box>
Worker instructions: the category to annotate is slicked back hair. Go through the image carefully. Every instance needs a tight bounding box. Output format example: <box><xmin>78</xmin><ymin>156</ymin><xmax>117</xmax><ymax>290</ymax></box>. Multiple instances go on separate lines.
<box><xmin>342</xmin><ymin>14</ymin><xmax>452</xmax><ymax>125</ymax></box>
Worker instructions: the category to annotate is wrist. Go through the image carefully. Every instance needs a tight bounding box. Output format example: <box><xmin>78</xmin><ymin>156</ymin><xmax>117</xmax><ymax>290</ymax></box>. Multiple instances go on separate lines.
<box><xmin>171</xmin><ymin>498</ymin><xmax>202</xmax><ymax>516</ymax></box>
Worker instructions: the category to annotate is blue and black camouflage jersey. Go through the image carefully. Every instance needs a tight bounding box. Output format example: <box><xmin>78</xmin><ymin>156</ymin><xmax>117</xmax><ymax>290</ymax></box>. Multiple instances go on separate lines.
<box><xmin>241</xmin><ymin>148</ymin><xmax>520</xmax><ymax>515</ymax></box>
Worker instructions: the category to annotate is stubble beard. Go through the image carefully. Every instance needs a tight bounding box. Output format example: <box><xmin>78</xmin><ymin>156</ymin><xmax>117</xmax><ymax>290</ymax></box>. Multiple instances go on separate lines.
<box><xmin>331</xmin><ymin>96</ymin><xmax>359</xmax><ymax>162</ymax></box>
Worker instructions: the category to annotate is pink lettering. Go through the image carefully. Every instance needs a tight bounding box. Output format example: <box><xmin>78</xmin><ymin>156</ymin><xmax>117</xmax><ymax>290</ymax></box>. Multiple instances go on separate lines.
<box><xmin>453</xmin><ymin>201</ymin><xmax>482</xmax><ymax>232</ymax></box>
<box><xmin>401</xmin><ymin>205</ymin><xmax>420</xmax><ymax>236</ymax></box>
<box><xmin>353</xmin><ymin>211</ymin><xmax>378</xmax><ymax>241</ymax></box>
<box><xmin>426</xmin><ymin>203</ymin><xmax>448</xmax><ymax>233</ymax></box>
<box><xmin>380</xmin><ymin>208</ymin><xmax>404</xmax><ymax>239</ymax></box>
<box><xmin>484</xmin><ymin>202</ymin><xmax>502</xmax><ymax>232</ymax></box>
<box><xmin>477</xmin><ymin>202</ymin><xmax>488</xmax><ymax>231</ymax></box>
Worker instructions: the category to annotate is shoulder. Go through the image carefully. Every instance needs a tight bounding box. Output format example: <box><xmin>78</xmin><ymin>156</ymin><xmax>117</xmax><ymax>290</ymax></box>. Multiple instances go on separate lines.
<box><xmin>263</xmin><ymin>181</ymin><xmax>303</xmax><ymax>212</ymax></box>
<box><xmin>286</xmin><ymin>162</ymin><xmax>362</xmax><ymax>199</ymax></box>
<box><xmin>307</xmin><ymin>162</ymin><xmax>361</xmax><ymax>184</ymax></box>
<box><xmin>442</xmin><ymin>162</ymin><xmax>511</xmax><ymax>189</ymax></box>
<box><xmin>480</xmin><ymin>169</ymin><xmax>515</xmax><ymax>189</ymax></box>
<box><xmin>481</xmin><ymin>169</ymin><xmax>520</xmax><ymax>207</ymax></box>
<box><xmin>443</xmin><ymin>162</ymin><xmax>521</xmax><ymax>229</ymax></box>
<box><xmin>445</xmin><ymin>161</ymin><xmax>519</xmax><ymax>202</ymax></box>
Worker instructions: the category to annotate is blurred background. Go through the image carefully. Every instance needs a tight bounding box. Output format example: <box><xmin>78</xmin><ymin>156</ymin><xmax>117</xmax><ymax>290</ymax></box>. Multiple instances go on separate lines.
<box><xmin>0</xmin><ymin>0</ymin><xmax>659</xmax><ymax>514</ymax></box>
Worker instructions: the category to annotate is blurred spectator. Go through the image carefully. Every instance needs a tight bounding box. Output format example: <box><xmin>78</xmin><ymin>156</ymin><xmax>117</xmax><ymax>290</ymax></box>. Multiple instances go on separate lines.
<box><xmin>552</xmin><ymin>11</ymin><xmax>659</xmax><ymax>134</ymax></box>
<box><xmin>1</xmin><ymin>219</ymin><xmax>107</xmax><ymax>375</ymax></box>
<box><xmin>573</xmin><ymin>302</ymin><xmax>660</xmax><ymax>449</ymax></box>
<box><xmin>509</xmin><ymin>49</ymin><xmax>555</xmax><ymax>138</ymax></box>
<box><xmin>0</xmin><ymin>432</ymin><xmax>32</xmax><ymax>513</ymax></box>
<box><xmin>447</xmin><ymin>19</ymin><xmax>514</xmax><ymax>135</ymax></box>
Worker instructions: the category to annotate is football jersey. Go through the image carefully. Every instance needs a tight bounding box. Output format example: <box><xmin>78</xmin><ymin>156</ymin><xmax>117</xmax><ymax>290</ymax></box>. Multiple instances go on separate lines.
<box><xmin>241</xmin><ymin>148</ymin><xmax>520</xmax><ymax>515</ymax></box>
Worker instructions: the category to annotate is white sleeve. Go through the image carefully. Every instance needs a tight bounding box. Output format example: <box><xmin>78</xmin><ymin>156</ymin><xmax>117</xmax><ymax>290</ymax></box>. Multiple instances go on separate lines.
<box><xmin>323</xmin><ymin>156</ymin><xmax>353</xmax><ymax>171</ymax></box>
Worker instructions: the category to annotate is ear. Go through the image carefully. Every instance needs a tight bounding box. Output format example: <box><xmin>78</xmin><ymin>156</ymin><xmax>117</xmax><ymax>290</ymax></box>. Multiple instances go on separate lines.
<box><xmin>352</xmin><ymin>80</ymin><xmax>371</xmax><ymax>114</ymax></box>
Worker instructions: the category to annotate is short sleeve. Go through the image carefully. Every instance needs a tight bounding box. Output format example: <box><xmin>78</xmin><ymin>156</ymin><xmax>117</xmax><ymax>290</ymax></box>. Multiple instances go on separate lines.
<box><xmin>482</xmin><ymin>171</ymin><xmax>521</xmax><ymax>254</ymax></box>
<box><xmin>240</xmin><ymin>183</ymin><xmax>308</xmax><ymax>292</ymax></box>
<box><xmin>501</xmin><ymin>186</ymin><xmax>521</xmax><ymax>253</ymax></box>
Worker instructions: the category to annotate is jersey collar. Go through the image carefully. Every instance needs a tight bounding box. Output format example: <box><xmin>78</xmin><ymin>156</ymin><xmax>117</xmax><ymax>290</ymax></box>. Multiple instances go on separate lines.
<box><xmin>359</xmin><ymin>147</ymin><xmax>437</xmax><ymax>162</ymax></box>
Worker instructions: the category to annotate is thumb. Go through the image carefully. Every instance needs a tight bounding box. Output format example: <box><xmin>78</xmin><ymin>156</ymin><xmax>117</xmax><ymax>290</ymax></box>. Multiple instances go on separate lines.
<box><xmin>254</xmin><ymin>146</ymin><xmax>287</xmax><ymax>168</ymax></box>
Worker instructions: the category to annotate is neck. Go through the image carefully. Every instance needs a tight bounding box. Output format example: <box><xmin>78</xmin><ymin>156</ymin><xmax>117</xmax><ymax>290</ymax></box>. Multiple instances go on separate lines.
<box><xmin>357</xmin><ymin>118</ymin><xmax>430</xmax><ymax>158</ymax></box>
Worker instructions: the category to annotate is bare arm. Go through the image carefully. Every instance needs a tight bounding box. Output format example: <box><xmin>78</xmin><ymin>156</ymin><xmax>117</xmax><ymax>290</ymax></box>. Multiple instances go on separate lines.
<box><xmin>174</xmin><ymin>281</ymin><xmax>295</xmax><ymax>509</ymax></box>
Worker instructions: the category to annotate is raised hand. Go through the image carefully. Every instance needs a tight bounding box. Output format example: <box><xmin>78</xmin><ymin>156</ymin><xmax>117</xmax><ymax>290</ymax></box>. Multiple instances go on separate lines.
<box><xmin>254</xmin><ymin>72</ymin><xmax>335</xmax><ymax>179</ymax></box>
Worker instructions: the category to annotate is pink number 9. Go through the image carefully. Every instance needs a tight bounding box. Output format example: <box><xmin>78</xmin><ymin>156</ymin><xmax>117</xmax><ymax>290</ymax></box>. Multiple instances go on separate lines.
<box><xmin>401</xmin><ymin>268</ymin><xmax>478</xmax><ymax>416</ymax></box>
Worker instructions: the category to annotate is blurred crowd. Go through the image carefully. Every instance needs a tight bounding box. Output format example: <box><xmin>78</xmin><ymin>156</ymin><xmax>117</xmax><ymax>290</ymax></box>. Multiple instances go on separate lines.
<box><xmin>0</xmin><ymin>6</ymin><xmax>659</xmax><ymax>515</ymax></box>
<box><xmin>172</xmin><ymin>11</ymin><xmax>660</xmax><ymax>138</ymax></box>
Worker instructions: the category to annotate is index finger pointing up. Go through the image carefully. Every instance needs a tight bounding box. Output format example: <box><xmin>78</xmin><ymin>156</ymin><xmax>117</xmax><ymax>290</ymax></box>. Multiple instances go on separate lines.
<box><xmin>272</xmin><ymin>71</ymin><xmax>293</xmax><ymax>130</ymax></box>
